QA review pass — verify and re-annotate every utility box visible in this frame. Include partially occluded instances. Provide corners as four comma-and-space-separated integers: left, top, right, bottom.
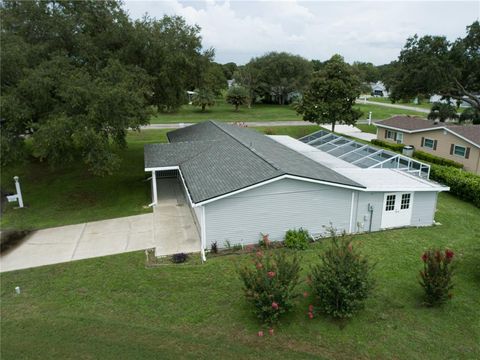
403, 145, 414, 157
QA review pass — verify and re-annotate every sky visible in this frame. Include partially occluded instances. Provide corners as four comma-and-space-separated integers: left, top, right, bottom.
123, 0, 480, 65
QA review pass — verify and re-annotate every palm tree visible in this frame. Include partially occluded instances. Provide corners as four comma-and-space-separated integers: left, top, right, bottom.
428, 102, 459, 122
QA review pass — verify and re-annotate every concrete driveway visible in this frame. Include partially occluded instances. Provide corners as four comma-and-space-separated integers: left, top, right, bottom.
0, 178, 200, 272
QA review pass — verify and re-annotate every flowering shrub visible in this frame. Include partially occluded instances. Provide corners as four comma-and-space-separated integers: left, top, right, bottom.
309, 231, 374, 319
258, 233, 271, 249
284, 228, 311, 250
419, 249, 455, 306
238, 251, 301, 325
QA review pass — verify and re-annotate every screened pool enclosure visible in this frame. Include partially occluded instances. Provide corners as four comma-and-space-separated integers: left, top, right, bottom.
299, 130, 430, 178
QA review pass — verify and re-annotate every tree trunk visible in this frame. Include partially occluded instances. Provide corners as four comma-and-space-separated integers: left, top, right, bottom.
331, 121, 336, 133
235, 104, 239, 111
201, 104, 206, 112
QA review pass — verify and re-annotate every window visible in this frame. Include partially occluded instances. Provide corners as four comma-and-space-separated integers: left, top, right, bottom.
453, 145, 466, 157
401, 193, 411, 210
423, 138, 434, 149
396, 132, 404, 144
386, 130, 395, 140
385, 195, 396, 211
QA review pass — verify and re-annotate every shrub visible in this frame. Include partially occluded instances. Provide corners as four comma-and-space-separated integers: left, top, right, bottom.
430, 165, 480, 207
238, 251, 301, 325
258, 233, 271, 249
284, 228, 311, 250
232, 243, 243, 251
371, 139, 404, 152
419, 249, 455, 306
309, 230, 375, 319
210, 241, 218, 254
171, 253, 188, 263
413, 150, 463, 168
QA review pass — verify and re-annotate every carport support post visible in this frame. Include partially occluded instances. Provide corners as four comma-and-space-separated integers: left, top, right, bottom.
151, 170, 158, 206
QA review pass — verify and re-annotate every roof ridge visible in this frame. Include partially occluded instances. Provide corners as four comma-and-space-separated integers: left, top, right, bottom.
209, 121, 281, 171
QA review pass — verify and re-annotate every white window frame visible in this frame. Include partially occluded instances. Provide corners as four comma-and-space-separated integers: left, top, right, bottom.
423, 138, 435, 149
396, 132, 404, 144
453, 144, 466, 158
386, 130, 396, 140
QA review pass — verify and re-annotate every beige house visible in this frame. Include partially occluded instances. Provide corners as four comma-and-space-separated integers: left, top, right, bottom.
375, 116, 480, 174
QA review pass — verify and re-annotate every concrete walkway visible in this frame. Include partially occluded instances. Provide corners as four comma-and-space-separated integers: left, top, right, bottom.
0, 178, 200, 272
320, 124, 376, 142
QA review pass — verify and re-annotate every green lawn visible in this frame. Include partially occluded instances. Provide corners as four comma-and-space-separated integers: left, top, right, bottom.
150, 99, 426, 124
0, 127, 319, 230
367, 97, 433, 110
0, 130, 168, 230
356, 124, 377, 134
1, 193, 479, 359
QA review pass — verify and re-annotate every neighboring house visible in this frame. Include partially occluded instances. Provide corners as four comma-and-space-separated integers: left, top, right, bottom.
370, 81, 389, 97
375, 116, 480, 174
227, 79, 235, 88
144, 121, 447, 259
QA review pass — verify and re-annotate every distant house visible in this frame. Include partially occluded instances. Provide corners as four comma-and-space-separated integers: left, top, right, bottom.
370, 81, 389, 97
227, 79, 235, 88
375, 116, 480, 174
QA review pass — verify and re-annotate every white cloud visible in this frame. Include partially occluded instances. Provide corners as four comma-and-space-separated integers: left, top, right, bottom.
124, 0, 480, 65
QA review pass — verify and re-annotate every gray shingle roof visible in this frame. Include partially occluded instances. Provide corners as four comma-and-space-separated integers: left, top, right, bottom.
145, 121, 364, 203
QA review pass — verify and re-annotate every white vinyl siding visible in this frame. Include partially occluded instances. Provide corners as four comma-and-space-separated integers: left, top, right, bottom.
410, 192, 438, 226
203, 179, 353, 248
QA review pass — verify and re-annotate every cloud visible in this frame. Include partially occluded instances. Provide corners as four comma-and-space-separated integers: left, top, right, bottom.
124, 0, 480, 65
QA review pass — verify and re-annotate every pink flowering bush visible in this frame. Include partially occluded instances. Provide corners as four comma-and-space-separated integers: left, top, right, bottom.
238, 251, 301, 325
419, 249, 455, 306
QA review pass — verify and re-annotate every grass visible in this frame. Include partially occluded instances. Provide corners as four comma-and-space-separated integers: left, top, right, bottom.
0, 127, 318, 230
150, 99, 426, 124
0, 130, 169, 230
367, 97, 433, 110
356, 124, 377, 134
1, 193, 479, 359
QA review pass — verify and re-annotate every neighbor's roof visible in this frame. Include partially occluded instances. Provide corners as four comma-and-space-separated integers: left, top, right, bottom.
376, 116, 480, 147
144, 121, 364, 204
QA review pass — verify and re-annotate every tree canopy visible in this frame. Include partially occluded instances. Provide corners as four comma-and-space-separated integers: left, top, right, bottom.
225, 85, 248, 111
295, 55, 362, 132
0, 0, 211, 175
389, 21, 480, 109
427, 102, 459, 123
243, 52, 313, 105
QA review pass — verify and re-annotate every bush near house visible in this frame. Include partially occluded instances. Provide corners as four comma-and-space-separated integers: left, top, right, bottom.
419, 249, 455, 306
413, 150, 463, 168
370, 139, 405, 152
284, 228, 311, 250
309, 230, 375, 319
430, 165, 480, 208
238, 251, 301, 325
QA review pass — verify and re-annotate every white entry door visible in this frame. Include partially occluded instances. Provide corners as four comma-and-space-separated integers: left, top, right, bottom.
381, 192, 413, 229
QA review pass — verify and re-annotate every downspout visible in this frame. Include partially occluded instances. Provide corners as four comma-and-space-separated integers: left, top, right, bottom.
368, 203, 374, 232
200, 206, 206, 262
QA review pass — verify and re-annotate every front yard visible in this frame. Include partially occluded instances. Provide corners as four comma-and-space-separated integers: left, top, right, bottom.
1, 193, 479, 359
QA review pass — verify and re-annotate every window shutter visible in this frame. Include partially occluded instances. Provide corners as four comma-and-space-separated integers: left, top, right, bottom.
466, 147, 470, 159
433, 140, 437, 150
384, 129, 388, 138
421, 137, 425, 147
450, 144, 454, 155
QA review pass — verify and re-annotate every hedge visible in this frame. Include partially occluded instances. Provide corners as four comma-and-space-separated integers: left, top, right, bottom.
370, 139, 404, 152
413, 150, 463, 169
430, 165, 480, 208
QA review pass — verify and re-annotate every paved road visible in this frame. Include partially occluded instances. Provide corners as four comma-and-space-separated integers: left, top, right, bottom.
141, 120, 312, 130
0, 179, 200, 272
356, 99, 430, 113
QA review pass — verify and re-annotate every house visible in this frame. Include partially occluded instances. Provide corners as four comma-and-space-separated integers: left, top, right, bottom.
144, 121, 448, 259
375, 116, 480, 174
370, 81, 389, 97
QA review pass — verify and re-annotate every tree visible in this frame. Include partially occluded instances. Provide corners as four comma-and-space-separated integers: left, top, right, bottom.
192, 88, 215, 112
222, 62, 238, 79
233, 64, 261, 107
225, 85, 248, 111
351, 62, 380, 83
390, 21, 480, 109
0, 0, 213, 174
294, 55, 362, 132
459, 107, 480, 124
247, 52, 313, 104
428, 102, 459, 123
